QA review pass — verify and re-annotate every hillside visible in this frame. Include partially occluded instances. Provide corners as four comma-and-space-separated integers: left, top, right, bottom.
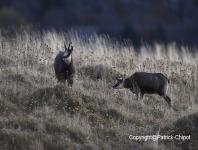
160, 112, 198, 149
0, 30, 198, 149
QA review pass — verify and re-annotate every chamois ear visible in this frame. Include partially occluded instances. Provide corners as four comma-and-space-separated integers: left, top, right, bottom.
64, 42, 67, 51
68, 42, 72, 49
116, 76, 123, 81
70, 45, 73, 52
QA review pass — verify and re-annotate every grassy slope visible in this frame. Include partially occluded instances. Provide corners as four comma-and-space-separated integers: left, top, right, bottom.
0, 30, 198, 150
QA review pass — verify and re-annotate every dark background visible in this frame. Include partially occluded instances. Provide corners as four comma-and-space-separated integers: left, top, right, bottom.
0, 0, 198, 47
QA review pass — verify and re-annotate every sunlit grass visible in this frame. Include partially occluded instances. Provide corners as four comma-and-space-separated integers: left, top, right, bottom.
0, 30, 197, 149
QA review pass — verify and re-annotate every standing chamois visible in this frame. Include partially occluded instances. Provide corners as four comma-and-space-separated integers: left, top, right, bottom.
54, 42, 75, 86
113, 72, 171, 107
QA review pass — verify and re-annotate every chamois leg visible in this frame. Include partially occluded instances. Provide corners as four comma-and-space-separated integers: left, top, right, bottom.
160, 92, 171, 107
135, 91, 141, 101
139, 92, 144, 106
160, 84, 171, 107
67, 76, 74, 87
164, 95, 171, 107
140, 92, 144, 99
136, 91, 144, 106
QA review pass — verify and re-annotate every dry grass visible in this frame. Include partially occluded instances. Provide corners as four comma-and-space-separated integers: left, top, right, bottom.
0, 30, 198, 149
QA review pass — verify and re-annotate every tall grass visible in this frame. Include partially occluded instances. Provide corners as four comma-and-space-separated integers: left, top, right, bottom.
0, 30, 198, 149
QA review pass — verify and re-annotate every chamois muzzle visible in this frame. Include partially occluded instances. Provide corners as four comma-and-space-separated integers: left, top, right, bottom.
113, 77, 124, 89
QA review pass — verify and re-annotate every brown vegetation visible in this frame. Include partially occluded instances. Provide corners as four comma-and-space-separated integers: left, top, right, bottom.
0, 30, 197, 149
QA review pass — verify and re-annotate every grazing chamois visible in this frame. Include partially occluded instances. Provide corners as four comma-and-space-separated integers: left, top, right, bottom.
54, 42, 75, 86
113, 72, 171, 107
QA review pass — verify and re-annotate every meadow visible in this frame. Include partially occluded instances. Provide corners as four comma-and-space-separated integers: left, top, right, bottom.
0, 30, 198, 150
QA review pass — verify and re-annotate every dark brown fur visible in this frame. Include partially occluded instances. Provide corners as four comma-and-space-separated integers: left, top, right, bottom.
54, 43, 75, 86
114, 72, 171, 107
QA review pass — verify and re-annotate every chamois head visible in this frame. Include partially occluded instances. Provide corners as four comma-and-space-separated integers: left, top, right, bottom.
113, 77, 124, 89
62, 42, 73, 63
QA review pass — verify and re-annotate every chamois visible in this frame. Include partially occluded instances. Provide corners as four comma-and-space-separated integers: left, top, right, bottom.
54, 42, 75, 86
113, 72, 171, 107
